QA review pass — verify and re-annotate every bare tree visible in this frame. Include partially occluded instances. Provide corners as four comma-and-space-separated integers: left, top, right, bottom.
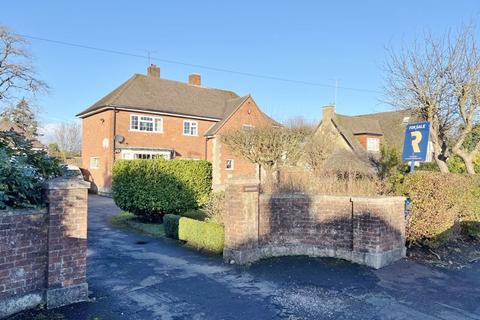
302, 132, 334, 175
0, 25, 47, 105
385, 25, 480, 174
53, 121, 82, 156
283, 116, 317, 135
446, 28, 480, 174
221, 127, 307, 186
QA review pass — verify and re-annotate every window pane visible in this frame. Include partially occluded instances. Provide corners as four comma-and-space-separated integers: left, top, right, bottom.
154, 118, 162, 132
140, 121, 153, 131
190, 122, 197, 135
367, 138, 379, 152
131, 116, 139, 130
184, 122, 190, 134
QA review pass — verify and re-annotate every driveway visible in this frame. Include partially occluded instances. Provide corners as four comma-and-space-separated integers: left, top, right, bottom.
16, 195, 480, 319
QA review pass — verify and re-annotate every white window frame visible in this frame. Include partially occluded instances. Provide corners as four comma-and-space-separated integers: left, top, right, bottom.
225, 159, 234, 170
130, 114, 163, 133
121, 149, 172, 160
366, 137, 380, 152
90, 157, 100, 169
242, 124, 255, 130
183, 120, 198, 136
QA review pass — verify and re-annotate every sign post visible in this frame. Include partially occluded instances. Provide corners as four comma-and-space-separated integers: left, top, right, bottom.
402, 121, 430, 172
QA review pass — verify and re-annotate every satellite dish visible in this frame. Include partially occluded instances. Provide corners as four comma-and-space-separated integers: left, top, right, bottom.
114, 134, 125, 143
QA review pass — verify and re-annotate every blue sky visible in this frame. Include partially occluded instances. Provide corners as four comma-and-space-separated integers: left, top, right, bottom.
2, 0, 479, 130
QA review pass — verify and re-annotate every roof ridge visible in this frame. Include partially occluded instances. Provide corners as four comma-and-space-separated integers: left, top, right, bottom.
135, 73, 239, 96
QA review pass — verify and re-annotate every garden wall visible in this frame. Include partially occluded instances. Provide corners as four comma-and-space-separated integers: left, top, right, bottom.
0, 178, 90, 318
224, 178, 406, 269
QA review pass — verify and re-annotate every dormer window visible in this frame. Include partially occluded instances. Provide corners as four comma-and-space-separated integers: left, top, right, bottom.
366, 137, 380, 152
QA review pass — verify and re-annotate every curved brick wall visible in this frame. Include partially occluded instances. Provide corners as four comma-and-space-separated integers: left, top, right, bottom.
223, 179, 406, 269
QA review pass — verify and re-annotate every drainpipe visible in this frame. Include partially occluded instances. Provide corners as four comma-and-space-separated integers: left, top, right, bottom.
112, 106, 117, 163
204, 137, 208, 160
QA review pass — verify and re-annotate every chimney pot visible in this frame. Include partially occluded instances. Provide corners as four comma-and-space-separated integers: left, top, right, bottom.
188, 73, 201, 86
147, 64, 160, 78
322, 105, 335, 122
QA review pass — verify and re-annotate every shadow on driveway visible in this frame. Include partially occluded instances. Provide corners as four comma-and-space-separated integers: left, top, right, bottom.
11, 195, 480, 320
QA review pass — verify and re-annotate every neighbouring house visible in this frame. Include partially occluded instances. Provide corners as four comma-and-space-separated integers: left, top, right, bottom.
77, 64, 277, 194
314, 105, 432, 174
0, 118, 45, 150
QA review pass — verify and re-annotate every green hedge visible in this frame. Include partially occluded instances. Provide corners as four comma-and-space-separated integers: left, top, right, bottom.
164, 214, 180, 239
112, 159, 212, 219
400, 171, 480, 247
178, 217, 224, 254
181, 209, 207, 221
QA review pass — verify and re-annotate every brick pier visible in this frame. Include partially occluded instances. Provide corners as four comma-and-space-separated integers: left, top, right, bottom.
0, 178, 90, 318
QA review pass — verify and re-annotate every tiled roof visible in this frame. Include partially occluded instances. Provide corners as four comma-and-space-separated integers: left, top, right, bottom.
76, 74, 240, 120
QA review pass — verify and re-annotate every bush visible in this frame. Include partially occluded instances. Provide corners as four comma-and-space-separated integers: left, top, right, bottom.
0, 131, 64, 209
178, 217, 224, 254
204, 191, 226, 224
181, 209, 207, 221
112, 159, 212, 219
399, 171, 480, 247
164, 214, 180, 239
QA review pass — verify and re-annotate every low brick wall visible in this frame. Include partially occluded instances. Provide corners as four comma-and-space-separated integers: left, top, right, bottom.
224, 179, 406, 269
0, 178, 90, 318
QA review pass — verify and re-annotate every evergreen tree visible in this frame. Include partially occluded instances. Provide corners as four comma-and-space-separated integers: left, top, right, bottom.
1, 98, 38, 136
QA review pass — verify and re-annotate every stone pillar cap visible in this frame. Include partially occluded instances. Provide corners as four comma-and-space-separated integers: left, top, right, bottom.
43, 177, 91, 190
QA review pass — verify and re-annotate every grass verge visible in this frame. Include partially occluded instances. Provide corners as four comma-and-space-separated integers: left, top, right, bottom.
108, 211, 165, 238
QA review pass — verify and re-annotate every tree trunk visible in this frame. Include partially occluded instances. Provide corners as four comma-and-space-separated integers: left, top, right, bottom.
455, 151, 476, 175
429, 126, 450, 173
435, 158, 450, 173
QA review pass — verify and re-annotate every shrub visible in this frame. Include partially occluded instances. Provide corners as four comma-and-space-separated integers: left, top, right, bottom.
204, 191, 226, 224
178, 217, 224, 254
0, 131, 64, 209
399, 171, 480, 247
164, 214, 180, 239
181, 209, 207, 221
112, 159, 212, 219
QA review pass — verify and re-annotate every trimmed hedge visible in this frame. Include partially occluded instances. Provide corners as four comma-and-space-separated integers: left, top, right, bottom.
178, 217, 224, 254
112, 159, 212, 219
164, 214, 180, 239
400, 171, 480, 247
181, 209, 207, 221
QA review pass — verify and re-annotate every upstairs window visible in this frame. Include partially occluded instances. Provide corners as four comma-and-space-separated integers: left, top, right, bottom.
130, 115, 163, 132
226, 159, 234, 170
242, 124, 255, 130
366, 137, 380, 152
183, 120, 198, 136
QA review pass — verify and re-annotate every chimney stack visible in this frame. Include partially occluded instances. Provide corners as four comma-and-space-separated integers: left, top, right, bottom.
188, 73, 201, 86
147, 64, 160, 78
322, 105, 335, 122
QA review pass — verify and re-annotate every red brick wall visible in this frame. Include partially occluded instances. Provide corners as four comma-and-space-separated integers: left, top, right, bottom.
224, 179, 406, 268
114, 110, 216, 159
215, 97, 275, 186
0, 178, 90, 317
0, 210, 47, 302
81, 110, 114, 193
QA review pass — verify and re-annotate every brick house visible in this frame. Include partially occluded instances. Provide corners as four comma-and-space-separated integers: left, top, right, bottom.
314, 105, 432, 174
77, 64, 277, 194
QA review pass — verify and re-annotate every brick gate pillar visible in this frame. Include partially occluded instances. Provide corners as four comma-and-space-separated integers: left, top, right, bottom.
43, 177, 90, 309
223, 178, 260, 264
